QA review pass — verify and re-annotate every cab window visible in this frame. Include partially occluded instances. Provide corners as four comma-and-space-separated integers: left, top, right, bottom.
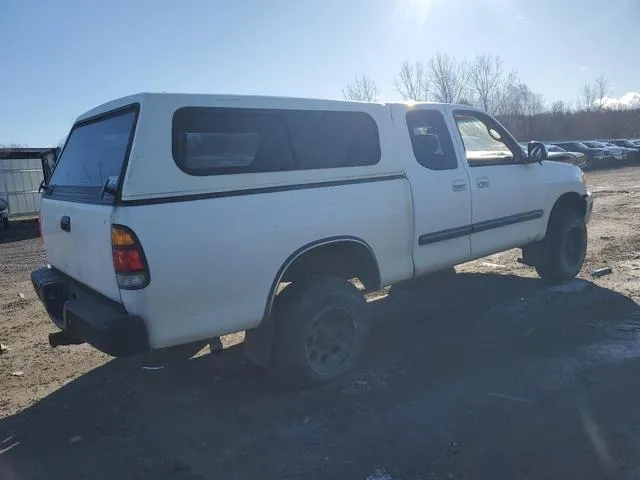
454, 113, 520, 166
406, 109, 458, 170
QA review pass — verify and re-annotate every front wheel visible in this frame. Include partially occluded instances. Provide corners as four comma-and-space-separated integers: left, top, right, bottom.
270, 276, 368, 387
535, 209, 587, 282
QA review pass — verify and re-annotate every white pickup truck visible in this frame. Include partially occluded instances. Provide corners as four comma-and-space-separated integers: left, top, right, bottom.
32, 93, 593, 385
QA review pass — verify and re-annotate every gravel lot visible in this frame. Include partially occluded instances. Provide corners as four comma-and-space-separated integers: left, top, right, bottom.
1, 166, 640, 479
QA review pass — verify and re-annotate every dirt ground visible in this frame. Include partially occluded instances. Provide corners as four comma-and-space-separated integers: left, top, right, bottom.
1, 167, 639, 479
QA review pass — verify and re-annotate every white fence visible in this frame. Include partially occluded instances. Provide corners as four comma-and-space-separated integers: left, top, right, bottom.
0, 157, 43, 218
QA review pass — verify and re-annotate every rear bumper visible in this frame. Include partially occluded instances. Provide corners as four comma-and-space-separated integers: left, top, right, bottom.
31, 266, 150, 357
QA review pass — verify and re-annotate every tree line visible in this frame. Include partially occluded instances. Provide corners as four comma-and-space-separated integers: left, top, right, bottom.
343, 53, 544, 116
499, 108, 640, 142
343, 54, 640, 140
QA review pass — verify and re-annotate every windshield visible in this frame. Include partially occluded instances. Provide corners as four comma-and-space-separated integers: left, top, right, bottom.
49, 108, 137, 192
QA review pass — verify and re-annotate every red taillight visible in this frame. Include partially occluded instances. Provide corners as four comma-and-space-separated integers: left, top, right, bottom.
112, 249, 145, 272
111, 225, 149, 289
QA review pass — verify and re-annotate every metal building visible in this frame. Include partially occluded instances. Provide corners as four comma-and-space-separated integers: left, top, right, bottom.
0, 148, 48, 218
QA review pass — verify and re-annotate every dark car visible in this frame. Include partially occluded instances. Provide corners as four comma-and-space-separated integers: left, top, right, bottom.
517, 142, 584, 166
609, 139, 639, 149
582, 140, 625, 159
554, 141, 610, 159
545, 144, 588, 167
608, 139, 640, 160
553, 142, 611, 169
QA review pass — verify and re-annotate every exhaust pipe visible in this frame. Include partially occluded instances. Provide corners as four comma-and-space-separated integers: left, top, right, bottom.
49, 331, 84, 348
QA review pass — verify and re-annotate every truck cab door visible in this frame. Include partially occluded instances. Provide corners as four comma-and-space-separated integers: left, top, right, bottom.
399, 106, 472, 276
451, 110, 545, 258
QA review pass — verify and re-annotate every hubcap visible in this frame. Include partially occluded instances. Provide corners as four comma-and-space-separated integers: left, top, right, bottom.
304, 307, 357, 377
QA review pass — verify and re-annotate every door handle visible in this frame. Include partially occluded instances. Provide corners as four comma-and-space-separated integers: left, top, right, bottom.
60, 216, 71, 232
452, 180, 467, 191
477, 177, 490, 188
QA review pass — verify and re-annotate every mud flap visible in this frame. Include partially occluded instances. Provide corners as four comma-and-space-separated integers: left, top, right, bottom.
244, 315, 275, 368
520, 242, 543, 267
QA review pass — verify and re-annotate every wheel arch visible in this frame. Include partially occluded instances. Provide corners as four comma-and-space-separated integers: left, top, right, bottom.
546, 191, 587, 233
245, 236, 380, 368
263, 235, 381, 320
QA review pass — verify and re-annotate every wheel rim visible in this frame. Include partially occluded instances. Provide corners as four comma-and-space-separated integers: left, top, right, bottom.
304, 307, 357, 377
564, 226, 585, 269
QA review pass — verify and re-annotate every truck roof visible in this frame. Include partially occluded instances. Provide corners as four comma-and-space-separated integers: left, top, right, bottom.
77, 92, 476, 123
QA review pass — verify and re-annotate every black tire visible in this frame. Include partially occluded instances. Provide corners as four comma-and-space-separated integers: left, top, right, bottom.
270, 276, 368, 387
535, 208, 587, 282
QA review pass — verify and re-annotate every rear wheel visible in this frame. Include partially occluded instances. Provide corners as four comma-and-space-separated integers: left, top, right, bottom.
535, 208, 587, 282
270, 276, 368, 387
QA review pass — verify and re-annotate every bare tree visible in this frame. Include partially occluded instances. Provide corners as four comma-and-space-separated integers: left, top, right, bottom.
501, 82, 544, 116
394, 60, 430, 101
468, 54, 516, 114
551, 100, 567, 115
342, 75, 381, 102
593, 75, 611, 111
428, 53, 469, 104
578, 82, 600, 111
522, 88, 545, 116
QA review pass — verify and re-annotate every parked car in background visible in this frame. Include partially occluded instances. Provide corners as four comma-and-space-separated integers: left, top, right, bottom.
519, 143, 562, 162
606, 140, 640, 160
582, 141, 626, 160
605, 142, 633, 159
618, 139, 640, 149
517, 143, 586, 167
602, 140, 640, 160
600, 141, 636, 158
608, 139, 639, 150
553, 142, 611, 166
545, 145, 588, 168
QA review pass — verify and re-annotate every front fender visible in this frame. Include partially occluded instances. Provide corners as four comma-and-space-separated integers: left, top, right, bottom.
541, 163, 589, 232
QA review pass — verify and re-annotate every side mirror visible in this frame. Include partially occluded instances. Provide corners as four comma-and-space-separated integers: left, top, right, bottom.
527, 141, 548, 163
40, 148, 58, 184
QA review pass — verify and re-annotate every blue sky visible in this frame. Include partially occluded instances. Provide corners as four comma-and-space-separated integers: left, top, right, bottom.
1, 0, 639, 146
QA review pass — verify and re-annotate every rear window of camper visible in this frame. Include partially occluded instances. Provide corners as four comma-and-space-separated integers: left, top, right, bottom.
49, 107, 137, 194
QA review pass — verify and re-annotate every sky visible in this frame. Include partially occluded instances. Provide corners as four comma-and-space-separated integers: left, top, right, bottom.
1, 0, 639, 146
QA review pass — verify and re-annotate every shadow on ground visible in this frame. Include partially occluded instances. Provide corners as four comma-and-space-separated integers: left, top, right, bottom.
1, 272, 639, 480
0, 220, 39, 245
